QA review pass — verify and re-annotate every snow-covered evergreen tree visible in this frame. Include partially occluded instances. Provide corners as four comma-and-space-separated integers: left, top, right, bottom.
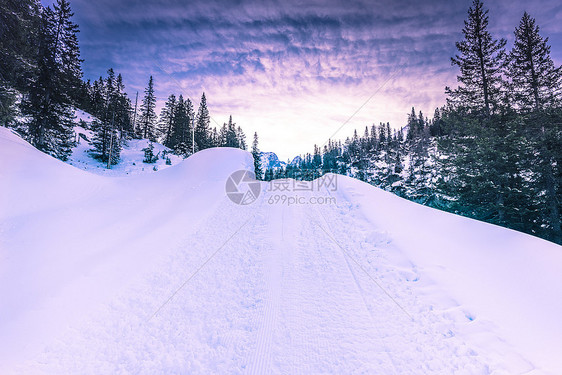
142, 141, 158, 163
252, 132, 263, 180
508, 12, 562, 111
236, 125, 247, 150
139, 75, 157, 141
21, 0, 82, 160
159, 94, 176, 147
91, 114, 121, 166
195, 93, 211, 150
446, 0, 506, 116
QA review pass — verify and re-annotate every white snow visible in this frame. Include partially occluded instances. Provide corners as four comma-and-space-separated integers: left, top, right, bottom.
69, 124, 184, 177
1, 126, 561, 374
73, 109, 96, 125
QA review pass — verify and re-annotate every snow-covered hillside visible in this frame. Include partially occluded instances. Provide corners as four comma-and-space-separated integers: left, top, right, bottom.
68, 109, 184, 176
1, 126, 562, 374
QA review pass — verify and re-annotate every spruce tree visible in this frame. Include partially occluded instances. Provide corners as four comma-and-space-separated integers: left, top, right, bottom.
140, 75, 157, 140
447, 0, 506, 116
406, 107, 417, 141
90, 77, 105, 118
524, 110, 562, 243
21, 0, 82, 160
159, 94, 176, 146
142, 141, 158, 163
437, 0, 532, 235
0, 0, 41, 90
252, 132, 263, 180
504, 12, 562, 242
104, 68, 116, 120
91, 113, 121, 166
210, 127, 219, 147
114, 73, 133, 138
225, 115, 239, 148
185, 98, 195, 153
436, 109, 529, 229
218, 123, 228, 147
508, 12, 562, 111
195, 92, 211, 150
54, 0, 82, 101
236, 126, 247, 150
1, 0, 41, 128
169, 95, 194, 156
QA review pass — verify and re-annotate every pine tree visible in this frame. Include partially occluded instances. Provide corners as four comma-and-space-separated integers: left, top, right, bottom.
0, 85, 18, 128
218, 123, 228, 147
252, 132, 263, 180
436, 109, 530, 228
195, 92, 211, 150
91, 113, 121, 166
140, 75, 157, 141
406, 107, 417, 141
264, 168, 274, 181
523, 110, 562, 243
1, 0, 41, 128
159, 94, 176, 146
505, 13, 562, 241
185, 98, 195, 153
210, 127, 219, 147
168, 95, 194, 156
114, 73, 132, 138
429, 108, 444, 136
21, 0, 82, 160
446, 0, 506, 116
236, 125, 247, 150
370, 124, 378, 150
142, 141, 158, 163
104, 68, 116, 121
225, 115, 239, 148
90, 77, 105, 118
53, 0, 82, 100
0, 0, 41, 89
508, 12, 562, 111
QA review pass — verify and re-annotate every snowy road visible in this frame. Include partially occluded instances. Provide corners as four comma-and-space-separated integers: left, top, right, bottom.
3, 130, 561, 374
19, 187, 526, 374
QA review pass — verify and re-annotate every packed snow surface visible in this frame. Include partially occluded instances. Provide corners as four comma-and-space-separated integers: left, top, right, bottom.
1, 126, 561, 374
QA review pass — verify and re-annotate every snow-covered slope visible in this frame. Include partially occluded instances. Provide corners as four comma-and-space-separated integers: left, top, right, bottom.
68, 109, 184, 176
338, 176, 562, 373
1, 126, 561, 374
69, 125, 184, 176
0, 127, 254, 371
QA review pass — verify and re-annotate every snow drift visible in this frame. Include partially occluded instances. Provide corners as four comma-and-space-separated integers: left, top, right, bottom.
0, 127, 254, 371
1, 126, 562, 374
338, 176, 562, 373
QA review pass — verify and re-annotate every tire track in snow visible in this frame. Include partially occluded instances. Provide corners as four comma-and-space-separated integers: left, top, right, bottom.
316, 189, 495, 374
261, 190, 396, 373
246, 198, 283, 375
310, 203, 401, 374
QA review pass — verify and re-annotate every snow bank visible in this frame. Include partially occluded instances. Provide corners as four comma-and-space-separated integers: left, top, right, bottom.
336, 175, 562, 373
0, 127, 254, 371
2, 124, 561, 373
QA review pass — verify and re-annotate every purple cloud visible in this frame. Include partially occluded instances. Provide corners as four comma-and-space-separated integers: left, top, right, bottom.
47, 0, 562, 158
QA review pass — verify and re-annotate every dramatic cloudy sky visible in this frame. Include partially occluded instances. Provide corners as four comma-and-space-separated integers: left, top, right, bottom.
44, 0, 562, 158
